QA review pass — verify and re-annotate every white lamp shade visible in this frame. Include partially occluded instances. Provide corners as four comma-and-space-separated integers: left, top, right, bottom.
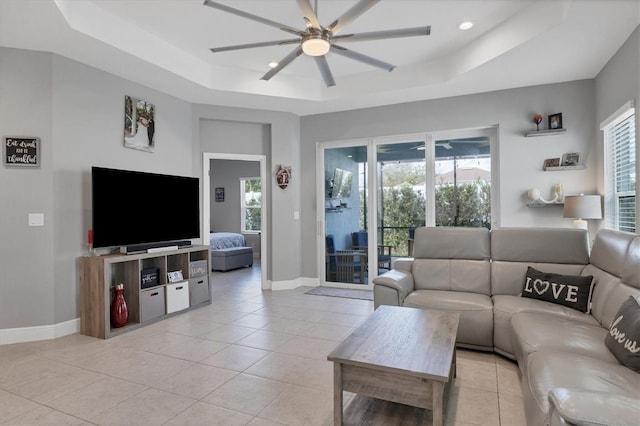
563, 195, 602, 220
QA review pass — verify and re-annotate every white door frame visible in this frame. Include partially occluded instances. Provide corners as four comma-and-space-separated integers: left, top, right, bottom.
203, 152, 268, 290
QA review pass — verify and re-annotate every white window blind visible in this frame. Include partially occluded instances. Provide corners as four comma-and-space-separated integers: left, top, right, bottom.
603, 104, 636, 233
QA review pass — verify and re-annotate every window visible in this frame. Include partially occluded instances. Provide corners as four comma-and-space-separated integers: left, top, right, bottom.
602, 102, 636, 233
240, 177, 261, 233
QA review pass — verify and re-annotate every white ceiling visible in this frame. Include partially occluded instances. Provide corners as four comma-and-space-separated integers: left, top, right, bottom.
0, 0, 638, 116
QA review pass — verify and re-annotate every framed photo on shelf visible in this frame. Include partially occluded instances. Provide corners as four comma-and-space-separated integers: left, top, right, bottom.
543, 157, 561, 170
167, 270, 184, 283
561, 152, 581, 166
548, 113, 563, 130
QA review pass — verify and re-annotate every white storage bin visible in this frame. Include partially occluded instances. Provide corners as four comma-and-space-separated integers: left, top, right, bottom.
166, 281, 189, 314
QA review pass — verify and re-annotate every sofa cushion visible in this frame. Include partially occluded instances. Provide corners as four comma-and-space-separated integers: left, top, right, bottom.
403, 290, 493, 349
492, 295, 599, 357
511, 313, 617, 373
589, 229, 636, 278
491, 227, 590, 265
412, 226, 490, 260
605, 296, 640, 373
521, 267, 594, 313
413, 259, 490, 294
523, 351, 640, 426
548, 388, 640, 426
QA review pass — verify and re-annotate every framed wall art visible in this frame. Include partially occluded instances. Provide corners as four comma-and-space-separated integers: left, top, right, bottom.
3, 136, 40, 167
548, 113, 563, 130
215, 187, 225, 202
124, 95, 155, 153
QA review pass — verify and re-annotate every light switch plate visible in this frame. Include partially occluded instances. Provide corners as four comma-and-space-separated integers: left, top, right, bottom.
293, 211, 300, 220
28, 213, 44, 227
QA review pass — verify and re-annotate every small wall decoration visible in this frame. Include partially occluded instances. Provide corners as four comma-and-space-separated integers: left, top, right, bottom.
543, 157, 561, 170
533, 114, 543, 131
215, 187, 225, 202
548, 113, 563, 130
276, 164, 292, 189
561, 152, 581, 166
3, 136, 40, 167
124, 95, 155, 153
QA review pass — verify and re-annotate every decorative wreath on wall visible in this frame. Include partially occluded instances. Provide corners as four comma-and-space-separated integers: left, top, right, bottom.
276, 164, 292, 189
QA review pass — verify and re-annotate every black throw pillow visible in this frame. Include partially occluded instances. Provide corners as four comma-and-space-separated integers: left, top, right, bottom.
605, 296, 640, 372
521, 267, 594, 313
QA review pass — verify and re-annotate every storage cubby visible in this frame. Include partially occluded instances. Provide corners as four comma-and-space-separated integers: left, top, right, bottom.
167, 253, 189, 280
141, 257, 167, 285
80, 245, 211, 339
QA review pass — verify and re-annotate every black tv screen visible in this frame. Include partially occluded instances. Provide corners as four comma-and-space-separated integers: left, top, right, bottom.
92, 167, 200, 248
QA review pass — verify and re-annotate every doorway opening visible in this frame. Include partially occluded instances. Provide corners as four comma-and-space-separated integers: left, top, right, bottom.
202, 153, 268, 290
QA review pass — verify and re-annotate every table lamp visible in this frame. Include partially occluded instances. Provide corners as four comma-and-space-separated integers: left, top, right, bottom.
563, 194, 602, 230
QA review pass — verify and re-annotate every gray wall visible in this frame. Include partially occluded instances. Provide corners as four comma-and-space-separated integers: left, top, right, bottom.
594, 26, 640, 231
210, 158, 260, 233
300, 80, 598, 278
51, 54, 193, 324
0, 48, 55, 328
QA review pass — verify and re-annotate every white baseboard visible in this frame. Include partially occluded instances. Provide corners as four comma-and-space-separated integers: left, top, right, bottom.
271, 277, 319, 291
0, 318, 80, 345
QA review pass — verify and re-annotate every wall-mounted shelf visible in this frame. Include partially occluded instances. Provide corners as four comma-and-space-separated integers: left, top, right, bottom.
526, 128, 567, 137
544, 165, 586, 171
527, 202, 564, 208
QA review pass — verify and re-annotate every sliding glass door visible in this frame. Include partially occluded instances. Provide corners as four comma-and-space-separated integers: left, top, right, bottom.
318, 127, 497, 288
321, 143, 372, 288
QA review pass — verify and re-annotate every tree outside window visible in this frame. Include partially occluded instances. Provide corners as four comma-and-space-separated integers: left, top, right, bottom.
240, 178, 261, 232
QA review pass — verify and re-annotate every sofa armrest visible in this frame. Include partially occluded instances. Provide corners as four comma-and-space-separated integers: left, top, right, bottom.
373, 269, 415, 308
549, 388, 640, 426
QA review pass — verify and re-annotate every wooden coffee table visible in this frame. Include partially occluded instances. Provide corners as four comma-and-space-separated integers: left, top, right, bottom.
327, 305, 460, 426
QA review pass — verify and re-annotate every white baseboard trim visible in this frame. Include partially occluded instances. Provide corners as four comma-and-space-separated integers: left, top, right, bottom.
0, 318, 80, 345
271, 277, 319, 291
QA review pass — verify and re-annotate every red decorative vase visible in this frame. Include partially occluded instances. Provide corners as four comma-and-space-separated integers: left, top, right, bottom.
111, 288, 128, 328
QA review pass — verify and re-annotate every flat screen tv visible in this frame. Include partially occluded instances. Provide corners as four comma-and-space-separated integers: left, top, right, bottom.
92, 167, 200, 248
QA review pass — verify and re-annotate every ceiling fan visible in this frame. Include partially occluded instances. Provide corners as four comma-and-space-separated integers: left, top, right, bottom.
203, 0, 431, 87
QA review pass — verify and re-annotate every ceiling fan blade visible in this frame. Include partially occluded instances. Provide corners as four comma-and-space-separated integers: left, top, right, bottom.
313, 56, 336, 87
333, 26, 431, 43
296, 0, 321, 30
260, 47, 303, 81
210, 39, 300, 53
331, 45, 395, 72
203, 0, 305, 37
326, 0, 381, 35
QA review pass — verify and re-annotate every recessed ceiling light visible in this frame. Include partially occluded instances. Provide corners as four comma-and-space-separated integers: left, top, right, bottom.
347, 155, 353, 158
268, 61, 278, 68
459, 21, 473, 30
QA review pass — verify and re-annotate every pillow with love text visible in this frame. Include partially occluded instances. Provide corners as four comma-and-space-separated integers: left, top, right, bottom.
605, 296, 640, 372
521, 267, 594, 313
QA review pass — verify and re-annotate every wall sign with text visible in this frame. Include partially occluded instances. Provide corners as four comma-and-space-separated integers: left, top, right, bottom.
3, 136, 40, 167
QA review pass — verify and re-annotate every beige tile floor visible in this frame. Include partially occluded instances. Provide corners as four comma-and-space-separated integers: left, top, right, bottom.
0, 265, 526, 425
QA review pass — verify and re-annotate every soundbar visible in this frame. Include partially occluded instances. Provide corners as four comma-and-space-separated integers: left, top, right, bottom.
120, 240, 191, 255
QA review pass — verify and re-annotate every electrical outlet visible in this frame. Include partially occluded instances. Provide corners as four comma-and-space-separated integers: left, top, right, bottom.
28, 213, 44, 227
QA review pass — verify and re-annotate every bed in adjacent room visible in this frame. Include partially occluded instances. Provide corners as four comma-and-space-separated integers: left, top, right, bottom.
209, 232, 253, 271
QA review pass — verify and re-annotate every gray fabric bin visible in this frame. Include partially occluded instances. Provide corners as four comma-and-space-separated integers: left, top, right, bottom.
189, 276, 210, 306
140, 287, 165, 322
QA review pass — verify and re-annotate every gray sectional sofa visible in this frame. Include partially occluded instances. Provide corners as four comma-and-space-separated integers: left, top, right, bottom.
373, 226, 640, 426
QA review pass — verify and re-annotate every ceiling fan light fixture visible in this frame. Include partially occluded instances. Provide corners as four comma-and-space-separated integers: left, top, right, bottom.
268, 61, 278, 68
302, 35, 331, 56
